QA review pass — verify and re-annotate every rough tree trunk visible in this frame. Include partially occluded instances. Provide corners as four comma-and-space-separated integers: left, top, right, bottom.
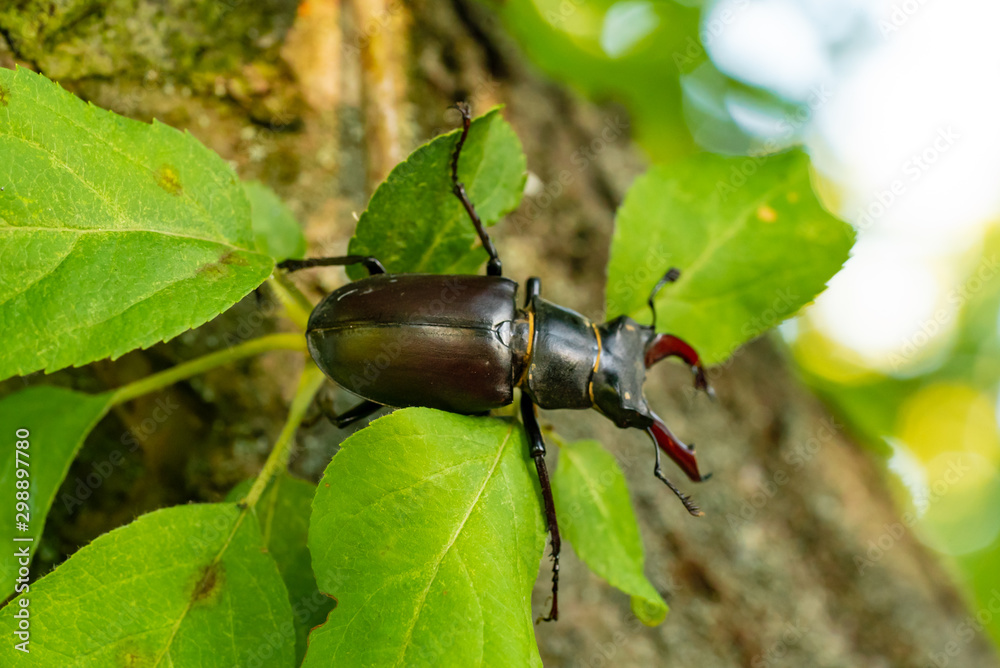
2, 0, 998, 666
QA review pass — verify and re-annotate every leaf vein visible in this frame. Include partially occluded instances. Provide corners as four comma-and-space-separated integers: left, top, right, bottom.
392, 424, 515, 667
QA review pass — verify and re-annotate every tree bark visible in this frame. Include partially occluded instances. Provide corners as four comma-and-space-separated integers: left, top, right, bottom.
3, 0, 998, 666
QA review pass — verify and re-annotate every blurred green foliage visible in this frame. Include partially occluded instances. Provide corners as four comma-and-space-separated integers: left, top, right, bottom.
495, 0, 700, 161
794, 229, 1000, 648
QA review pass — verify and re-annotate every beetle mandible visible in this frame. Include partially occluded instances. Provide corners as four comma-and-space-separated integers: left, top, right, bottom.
278, 103, 712, 623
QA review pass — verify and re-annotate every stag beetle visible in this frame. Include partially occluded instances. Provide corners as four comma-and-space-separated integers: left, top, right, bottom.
278, 104, 713, 622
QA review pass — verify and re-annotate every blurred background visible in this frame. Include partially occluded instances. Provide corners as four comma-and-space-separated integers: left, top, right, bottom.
495, 0, 1000, 651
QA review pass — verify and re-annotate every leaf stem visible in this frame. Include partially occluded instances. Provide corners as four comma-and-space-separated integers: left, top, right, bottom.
543, 427, 569, 450
242, 365, 326, 509
108, 333, 306, 406
268, 274, 314, 331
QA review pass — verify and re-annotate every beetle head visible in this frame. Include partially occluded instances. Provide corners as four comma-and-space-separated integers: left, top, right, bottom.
592, 316, 705, 482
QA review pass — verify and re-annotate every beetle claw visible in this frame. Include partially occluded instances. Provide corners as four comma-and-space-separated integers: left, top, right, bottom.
647, 411, 704, 482
652, 462, 704, 516
687, 363, 717, 401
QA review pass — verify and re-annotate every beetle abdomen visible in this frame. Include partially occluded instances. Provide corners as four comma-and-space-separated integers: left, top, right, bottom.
306, 274, 519, 414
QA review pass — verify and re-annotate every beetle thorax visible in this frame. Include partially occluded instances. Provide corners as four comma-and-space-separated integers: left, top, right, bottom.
517, 297, 600, 411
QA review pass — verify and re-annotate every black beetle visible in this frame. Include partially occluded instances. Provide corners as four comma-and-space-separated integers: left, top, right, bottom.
279, 103, 712, 622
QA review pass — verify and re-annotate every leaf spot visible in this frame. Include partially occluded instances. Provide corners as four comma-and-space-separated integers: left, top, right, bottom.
191, 563, 224, 604
756, 205, 777, 223
156, 165, 183, 195
220, 251, 250, 267
0, 85, 9, 107
197, 262, 225, 278
121, 651, 147, 667
116, 641, 150, 667
197, 251, 251, 278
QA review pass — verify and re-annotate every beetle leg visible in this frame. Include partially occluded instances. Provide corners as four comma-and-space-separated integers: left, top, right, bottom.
303, 390, 384, 429
450, 102, 503, 277
648, 428, 704, 517
520, 394, 561, 623
326, 399, 384, 428
278, 255, 386, 276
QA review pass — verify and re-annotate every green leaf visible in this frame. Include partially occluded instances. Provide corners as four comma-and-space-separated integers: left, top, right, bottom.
0, 386, 112, 600
0, 66, 273, 380
244, 180, 307, 262
553, 439, 668, 626
346, 108, 526, 279
0, 503, 295, 667
228, 473, 332, 665
498, 0, 701, 160
306, 408, 545, 667
606, 150, 855, 364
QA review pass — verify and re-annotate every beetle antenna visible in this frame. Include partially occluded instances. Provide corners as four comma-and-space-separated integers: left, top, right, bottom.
647, 267, 681, 330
